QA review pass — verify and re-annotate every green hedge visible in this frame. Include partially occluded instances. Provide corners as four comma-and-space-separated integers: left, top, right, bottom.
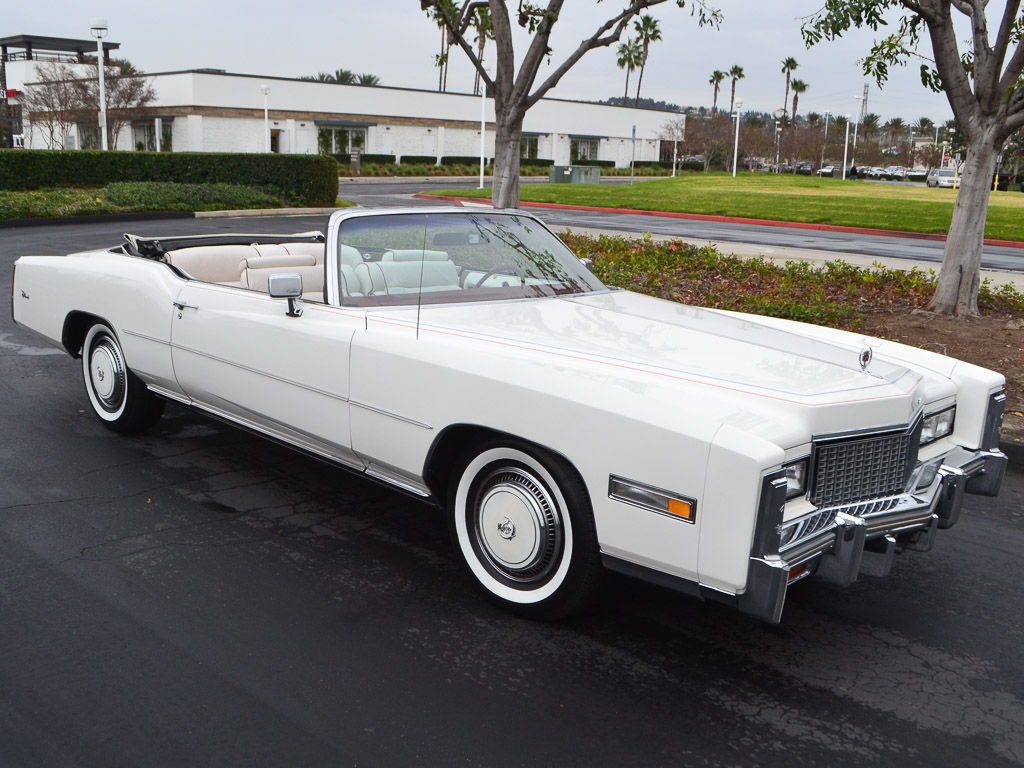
335, 153, 396, 165
441, 155, 491, 165
0, 150, 339, 206
398, 154, 438, 165
521, 159, 555, 168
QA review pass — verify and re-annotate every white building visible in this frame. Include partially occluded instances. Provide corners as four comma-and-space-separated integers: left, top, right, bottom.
3, 34, 679, 167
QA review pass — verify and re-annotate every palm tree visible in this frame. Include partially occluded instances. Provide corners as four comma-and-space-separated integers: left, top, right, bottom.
333, 69, 357, 84
790, 79, 808, 123
884, 117, 906, 149
914, 116, 935, 141
616, 39, 643, 103
861, 112, 881, 140
431, 0, 458, 92
805, 112, 822, 128
472, 6, 493, 96
357, 73, 380, 86
781, 57, 799, 117
633, 14, 662, 107
709, 70, 726, 114
728, 64, 744, 114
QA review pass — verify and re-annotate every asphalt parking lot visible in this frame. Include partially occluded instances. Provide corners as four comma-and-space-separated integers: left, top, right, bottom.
2, 215, 1024, 767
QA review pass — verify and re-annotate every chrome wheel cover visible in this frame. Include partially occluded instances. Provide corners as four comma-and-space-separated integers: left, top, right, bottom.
471, 466, 562, 583
89, 336, 126, 413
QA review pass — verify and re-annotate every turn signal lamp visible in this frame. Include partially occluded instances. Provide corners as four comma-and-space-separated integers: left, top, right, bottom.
609, 476, 696, 524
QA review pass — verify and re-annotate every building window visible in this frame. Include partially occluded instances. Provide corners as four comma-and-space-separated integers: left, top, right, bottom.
133, 123, 156, 151
318, 127, 367, 155
77, 124, 100, 150
570, 138, 599, 163
520, 136, 538, 160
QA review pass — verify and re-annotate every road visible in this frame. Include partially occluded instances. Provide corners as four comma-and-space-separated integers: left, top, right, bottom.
2, 215, 1024, 767
338, 178, 1024, 273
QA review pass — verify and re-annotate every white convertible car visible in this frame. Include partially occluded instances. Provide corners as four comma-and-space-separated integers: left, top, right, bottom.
12, 208, 1007, 622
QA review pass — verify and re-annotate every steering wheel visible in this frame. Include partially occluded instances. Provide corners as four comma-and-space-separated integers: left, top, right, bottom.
470, 264, 526, 289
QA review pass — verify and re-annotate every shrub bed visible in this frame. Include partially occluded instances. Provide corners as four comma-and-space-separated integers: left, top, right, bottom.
0, 150, 338, 206
562, 231, 1024, 327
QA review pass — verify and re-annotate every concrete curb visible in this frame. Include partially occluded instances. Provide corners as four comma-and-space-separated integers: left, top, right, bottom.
413, 194, 1024, 250
0, 211, 195, 229
0, 208, 345, 229
194, 207, 342, 219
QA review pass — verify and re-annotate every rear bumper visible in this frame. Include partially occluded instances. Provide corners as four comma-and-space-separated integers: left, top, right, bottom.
737, 446, 1006, 624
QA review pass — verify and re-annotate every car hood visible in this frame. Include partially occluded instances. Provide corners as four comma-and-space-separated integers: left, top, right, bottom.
414, 289, 920, 405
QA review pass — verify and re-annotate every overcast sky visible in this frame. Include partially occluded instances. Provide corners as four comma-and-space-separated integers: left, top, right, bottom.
6, 0, 956, 126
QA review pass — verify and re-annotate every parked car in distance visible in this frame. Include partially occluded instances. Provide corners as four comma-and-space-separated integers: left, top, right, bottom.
906, 168, 928, 182
11, 208, 1008, 624
816, 165, 835, 177
867, 167, 887, 179
927, 168, 957, 188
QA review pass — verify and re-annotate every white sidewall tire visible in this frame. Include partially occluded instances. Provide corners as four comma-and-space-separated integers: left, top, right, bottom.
82, 324, 128, 423
453, 447, 575, 605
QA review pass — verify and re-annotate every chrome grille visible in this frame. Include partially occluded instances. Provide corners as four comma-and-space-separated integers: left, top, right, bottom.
780, 507, 838, 550
811, 431, 912, 507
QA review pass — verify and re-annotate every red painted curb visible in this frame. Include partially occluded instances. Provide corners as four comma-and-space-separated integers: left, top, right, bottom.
413, 194, 1024, 249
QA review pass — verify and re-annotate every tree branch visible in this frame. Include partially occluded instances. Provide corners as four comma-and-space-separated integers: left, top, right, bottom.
524, 0, 670, 110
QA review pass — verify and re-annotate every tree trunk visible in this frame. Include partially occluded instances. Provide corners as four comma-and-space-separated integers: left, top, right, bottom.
635, 64, 645, 107
491, 111, 523, 209
927, 128, 999, 316
624, 69, 631, 103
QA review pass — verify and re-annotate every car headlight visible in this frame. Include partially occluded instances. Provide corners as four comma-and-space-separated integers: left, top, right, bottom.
783, 458, 809, 499
920, 406, 956, 446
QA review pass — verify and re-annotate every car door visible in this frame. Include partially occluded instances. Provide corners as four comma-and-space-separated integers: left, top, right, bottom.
169, 282, 365, 468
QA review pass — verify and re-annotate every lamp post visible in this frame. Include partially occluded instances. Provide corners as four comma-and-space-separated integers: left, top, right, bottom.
852, 95, 862, 166
821, 111, 830, 169
479, 66, 490, 189
731, 98, 743, 177
841, 114, 851, 179
774, 120, 782, 173
89, 19, 108, 151
260, 84, 271, 153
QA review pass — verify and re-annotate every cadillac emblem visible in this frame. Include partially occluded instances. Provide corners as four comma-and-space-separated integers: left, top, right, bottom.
859, 348, 873, 371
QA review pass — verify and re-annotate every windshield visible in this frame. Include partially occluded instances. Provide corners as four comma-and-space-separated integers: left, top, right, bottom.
336, 211, 606, 307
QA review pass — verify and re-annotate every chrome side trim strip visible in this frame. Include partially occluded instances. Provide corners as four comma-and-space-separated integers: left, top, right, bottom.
146, 384, 191, 405
188, 400, 365, 472
171, 343, 349, 403
123, 329, 170, 346
350, 401, 433, 430
365, 465, 431, 497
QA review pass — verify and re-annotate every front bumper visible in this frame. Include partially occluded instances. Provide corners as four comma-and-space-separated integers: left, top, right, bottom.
737, 446, 1007, 624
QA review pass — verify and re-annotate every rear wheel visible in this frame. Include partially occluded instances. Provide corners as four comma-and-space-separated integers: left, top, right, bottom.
82, 323, 164, 433
448, 440, 600, 620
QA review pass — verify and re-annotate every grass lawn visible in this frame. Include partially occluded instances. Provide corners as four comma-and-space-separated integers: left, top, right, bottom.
434, 172, 1024, 242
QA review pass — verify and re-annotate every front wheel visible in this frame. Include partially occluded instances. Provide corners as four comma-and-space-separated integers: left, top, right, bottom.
448, 441, 600, 620
82, 323, 164, 433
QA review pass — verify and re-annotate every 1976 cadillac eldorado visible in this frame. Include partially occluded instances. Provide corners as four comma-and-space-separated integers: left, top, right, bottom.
11, 208, 1007, 622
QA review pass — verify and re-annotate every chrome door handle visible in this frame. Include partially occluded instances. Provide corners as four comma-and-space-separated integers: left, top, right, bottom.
173, 301, 199, 310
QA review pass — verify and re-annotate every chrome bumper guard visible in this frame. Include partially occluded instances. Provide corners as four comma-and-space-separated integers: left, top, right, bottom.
738, 445, 1006, 624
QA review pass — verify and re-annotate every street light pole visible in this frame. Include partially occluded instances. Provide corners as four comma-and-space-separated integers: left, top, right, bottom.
852, 96, 862, 167
774, 120, 781, 173
89, 19, 108, 151
260, 84, 271, 153
731, 99, 743, 177
841, 115, 851, 179
821, 111, 830, 169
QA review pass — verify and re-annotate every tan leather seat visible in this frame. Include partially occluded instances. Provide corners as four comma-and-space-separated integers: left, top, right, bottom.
164, 245, 254, 285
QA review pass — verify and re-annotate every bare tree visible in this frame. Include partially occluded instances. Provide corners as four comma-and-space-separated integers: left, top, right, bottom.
686, 114, 731, 172
80, 67, 157, 148
21, 62, 156, 150
804, 0, 1024, 316
421, 0, 721, 208
19, 62, 85, 149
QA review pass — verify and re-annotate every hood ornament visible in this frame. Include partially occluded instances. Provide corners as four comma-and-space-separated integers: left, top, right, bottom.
859, 347, 873, 371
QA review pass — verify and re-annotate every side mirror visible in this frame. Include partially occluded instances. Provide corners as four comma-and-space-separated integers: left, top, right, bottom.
578, 257, 594, 272
268, 273, 304, 318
